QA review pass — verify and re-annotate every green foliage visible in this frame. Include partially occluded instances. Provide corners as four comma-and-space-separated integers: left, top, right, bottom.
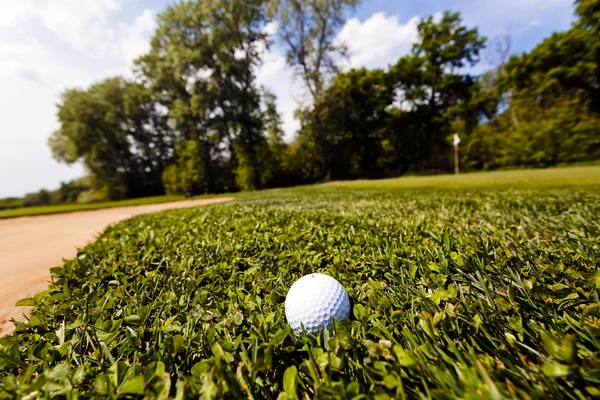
234, 154, 260, 191
162, 141, 205, 195
22, 189, 51, 207
576, 0, 600, 31
389, 11, 489, 172
1, 178, 92, 213
468, 1, 600, 171
297, 11, 493, 179
54, 178, 91, 204
137, 0, 269, 193
500, 0, 599, 114
50, 0, 276, 198
501, 28, 598, 111
466, 96, 600, 169
270, 0, 361, 176
0, 198, 22, 211
313, 68, 395, 179
291, 3, 598, 179
50, 78, 169, 200
257, 91, 295, 188
2, 179, 599, 398
285, 135, 323, 184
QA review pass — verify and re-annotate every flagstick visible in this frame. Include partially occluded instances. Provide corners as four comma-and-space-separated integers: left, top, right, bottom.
454, 145, 459, 175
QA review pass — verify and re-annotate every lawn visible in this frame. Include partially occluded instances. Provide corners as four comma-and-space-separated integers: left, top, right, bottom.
1, 166, 599, 399
0, 194, 203, 219
2, 165, 599, 220
323, 165, 600, 190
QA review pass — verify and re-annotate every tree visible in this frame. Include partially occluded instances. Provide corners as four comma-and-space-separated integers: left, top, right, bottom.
162, 140, 204, 195
309, 68, 395, 179
480, 0, 600, 170
50, 78, 169, 200
500, 0, 599, 113
22, 189, 51, 207
466, 94, 600, 169
46, 0, 600, 196
269, 0, 359, 178
389, 11, 488, 171
576, 0, 600, 32
55, 178, 90, 204
136, 0, 270, 192
575, 0, 600, 111
259, 91, 291, 187
210, 0, 270, 190
134, 1, 222, 194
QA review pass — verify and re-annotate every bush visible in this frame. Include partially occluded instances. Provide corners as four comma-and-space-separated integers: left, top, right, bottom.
22, 189, 52, 207
0, 198, 23, 210
76, 189, 103, 204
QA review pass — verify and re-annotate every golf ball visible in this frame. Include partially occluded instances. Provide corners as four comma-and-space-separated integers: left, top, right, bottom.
284, 273, 351, 334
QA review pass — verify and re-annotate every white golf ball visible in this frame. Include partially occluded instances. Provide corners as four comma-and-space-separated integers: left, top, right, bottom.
284, 273, 351, 334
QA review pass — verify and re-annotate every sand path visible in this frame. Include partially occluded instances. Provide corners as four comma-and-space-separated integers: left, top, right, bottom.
0, 197, 233, 336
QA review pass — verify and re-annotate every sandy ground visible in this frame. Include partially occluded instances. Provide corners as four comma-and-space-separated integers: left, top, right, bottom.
0, 197, 233, 336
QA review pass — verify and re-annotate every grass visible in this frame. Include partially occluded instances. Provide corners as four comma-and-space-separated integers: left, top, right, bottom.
323, 165, 600, 190
2, 165, 599, 220
1, 166, 599, 399
0, 194, 210, 219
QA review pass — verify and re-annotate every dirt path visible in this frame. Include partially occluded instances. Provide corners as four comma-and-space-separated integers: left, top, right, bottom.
0, 197, 234, 336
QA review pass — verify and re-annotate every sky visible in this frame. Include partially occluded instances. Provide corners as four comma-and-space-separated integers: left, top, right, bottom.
0, 0, 577, 198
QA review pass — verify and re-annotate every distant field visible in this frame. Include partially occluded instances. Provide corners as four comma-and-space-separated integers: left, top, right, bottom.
2, 165, 599, 398
323, 165, 600, 190
0, 194, 217, 219
3, 166, 599, 219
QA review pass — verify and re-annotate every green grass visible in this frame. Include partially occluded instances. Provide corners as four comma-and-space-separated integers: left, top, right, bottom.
1, 167, 599, 399
0, 195, 201, 219
323, 165, 600, 190
2, 165, 599, 220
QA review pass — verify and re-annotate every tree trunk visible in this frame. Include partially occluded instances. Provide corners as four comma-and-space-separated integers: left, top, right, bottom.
313, 112, 329, 180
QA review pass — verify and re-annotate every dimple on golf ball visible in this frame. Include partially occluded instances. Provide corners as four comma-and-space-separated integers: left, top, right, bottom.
284, 273, 351, 334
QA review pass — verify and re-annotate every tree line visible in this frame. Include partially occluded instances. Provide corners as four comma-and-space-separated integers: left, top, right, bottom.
40, 0, 600, 202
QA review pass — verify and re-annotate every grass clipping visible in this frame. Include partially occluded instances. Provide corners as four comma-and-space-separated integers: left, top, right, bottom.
1, 187, 599, 399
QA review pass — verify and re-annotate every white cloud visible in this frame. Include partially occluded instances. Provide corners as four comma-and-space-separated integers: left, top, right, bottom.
263, 21, 280, 37
119, 10, 157, 69
337, 13, 420, 70
256, 25, 302, 141
529, 17, 543, 27
0, 1, 157, 197
2, 0, 123, 56
40, 2, 120, 55
0, 2, 29, 28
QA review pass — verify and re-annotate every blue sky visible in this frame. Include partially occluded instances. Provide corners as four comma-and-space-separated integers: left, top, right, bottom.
0, 0, 576, 198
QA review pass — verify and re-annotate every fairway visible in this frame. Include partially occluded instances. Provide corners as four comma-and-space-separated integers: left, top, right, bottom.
323, 165, 600, 190
1, 167, 599, 399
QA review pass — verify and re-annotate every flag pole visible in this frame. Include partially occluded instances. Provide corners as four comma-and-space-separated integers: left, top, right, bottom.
454, 145, 459, 175
453, 134, 460, 175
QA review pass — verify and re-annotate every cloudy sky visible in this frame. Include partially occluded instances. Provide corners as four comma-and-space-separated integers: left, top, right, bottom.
0, 0, 576, 198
